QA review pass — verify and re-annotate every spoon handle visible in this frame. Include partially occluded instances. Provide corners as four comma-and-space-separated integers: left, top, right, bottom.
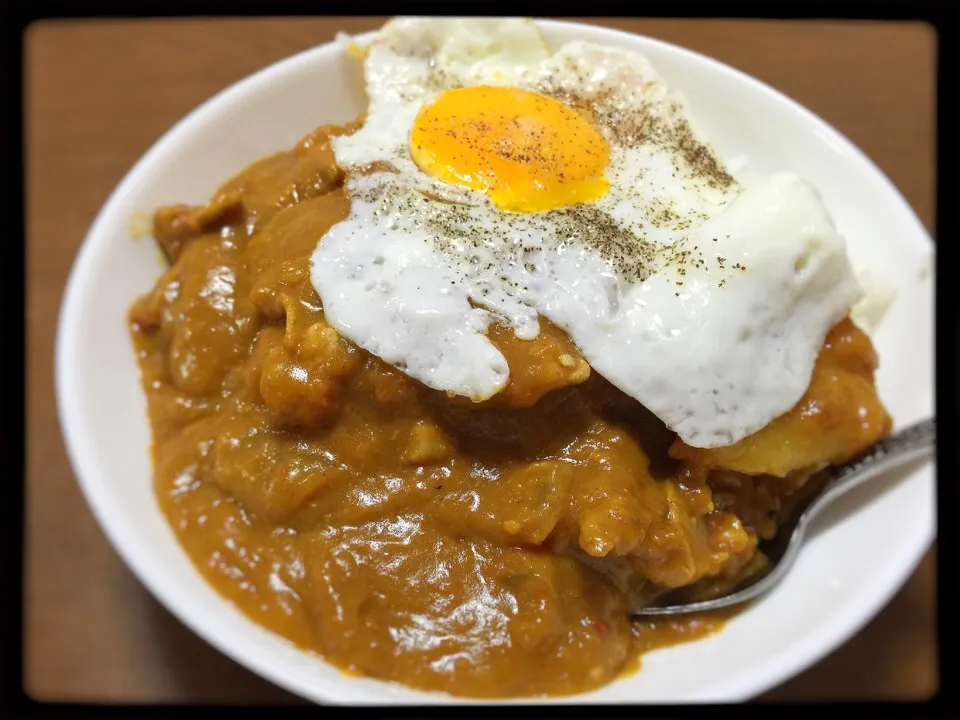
804, 417, 937, 525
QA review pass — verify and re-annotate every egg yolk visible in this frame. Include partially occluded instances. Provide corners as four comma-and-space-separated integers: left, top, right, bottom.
410, 86, 611, 213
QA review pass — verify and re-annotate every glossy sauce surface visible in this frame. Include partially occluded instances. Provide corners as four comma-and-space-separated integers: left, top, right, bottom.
129, 123, 891, 698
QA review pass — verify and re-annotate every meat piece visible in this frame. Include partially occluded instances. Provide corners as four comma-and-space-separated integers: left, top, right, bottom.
153, 191, 244, 263
485, 319, 591, 408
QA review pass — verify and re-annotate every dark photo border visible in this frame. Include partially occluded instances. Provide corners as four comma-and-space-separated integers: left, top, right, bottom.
5, 1, 956, 718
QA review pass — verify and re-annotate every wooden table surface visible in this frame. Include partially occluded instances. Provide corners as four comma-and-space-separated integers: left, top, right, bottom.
25, 17, 937, 704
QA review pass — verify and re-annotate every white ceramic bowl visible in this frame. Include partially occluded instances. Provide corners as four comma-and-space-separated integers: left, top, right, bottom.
56, 19, 935, 704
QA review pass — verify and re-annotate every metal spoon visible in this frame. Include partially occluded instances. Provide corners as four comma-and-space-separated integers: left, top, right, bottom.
631, 417, 936, 617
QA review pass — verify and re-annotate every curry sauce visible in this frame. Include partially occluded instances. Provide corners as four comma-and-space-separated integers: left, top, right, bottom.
129, 123, 891, 698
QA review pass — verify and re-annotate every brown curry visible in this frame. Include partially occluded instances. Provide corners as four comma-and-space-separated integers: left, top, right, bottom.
129, 122, 891, 698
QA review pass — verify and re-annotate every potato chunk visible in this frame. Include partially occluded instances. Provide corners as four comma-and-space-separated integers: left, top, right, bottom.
670, 318, 891, 477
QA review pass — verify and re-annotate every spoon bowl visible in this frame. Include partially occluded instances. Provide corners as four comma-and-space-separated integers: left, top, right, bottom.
631, 417, 937, 617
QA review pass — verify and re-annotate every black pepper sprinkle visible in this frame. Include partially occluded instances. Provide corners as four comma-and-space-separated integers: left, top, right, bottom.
351, 72, 745, 304
537, 82, 736, 191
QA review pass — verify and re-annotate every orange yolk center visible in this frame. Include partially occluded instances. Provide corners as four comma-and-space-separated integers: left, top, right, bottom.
410, 85, 611, 213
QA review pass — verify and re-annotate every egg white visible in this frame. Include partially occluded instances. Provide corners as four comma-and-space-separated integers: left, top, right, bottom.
310, 17, 865, 448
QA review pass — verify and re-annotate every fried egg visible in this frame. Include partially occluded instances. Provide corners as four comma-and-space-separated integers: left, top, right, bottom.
310, 17, 865, 448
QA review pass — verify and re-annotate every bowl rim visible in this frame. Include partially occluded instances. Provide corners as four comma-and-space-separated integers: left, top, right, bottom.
56, 17, 935, 704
